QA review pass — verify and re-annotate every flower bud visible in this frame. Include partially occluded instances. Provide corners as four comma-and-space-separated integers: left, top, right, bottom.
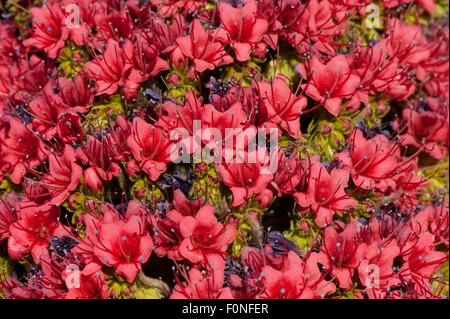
300, 220, 310, 233
321, 123, 332, 134
168, 73, 182, 86
83, 167, 102, 193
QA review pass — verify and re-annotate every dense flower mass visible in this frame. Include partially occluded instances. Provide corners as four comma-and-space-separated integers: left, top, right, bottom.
0, 0, 449, 299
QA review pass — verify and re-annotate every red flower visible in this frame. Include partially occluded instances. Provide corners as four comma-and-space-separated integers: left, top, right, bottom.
335, 129, 406, 193
358, 232, 401, 299
57, 111, 85, 143
156, 92, 204, 133
271, 148, 306, 196
0, 192, 20, 241
176, 19, 233, 72
399, 232, 447, 293
104, 115, 132, 162
299, 0, 341, 55
23, 1, 69, 58
122, 38, 169, 99
62, 0, 102, 46
26, 76, 88, 141
151, 208, 185, 261
93, 10, 133, 42
171, 264, 234, 299
260, 251, 335, 299
202, 102, 249, 137
297, 54, 360, 116
426, 205, 449, 248
151, 14, 187, 55
76, 135, 122, 192
41, 145, 82, 206
26, 75, 90, 144
8, 206, 64, 263
294, 162, 357, 228
127, 117, 173, 181
1, 275, 44, 299
254, 76, 306, 138
384, 0, 436, 12
318, 222, 364, 289
346, 41, 404, 109
217, 0, 269, 62
382, 18, 430, 67
0, 64, 16, 99
217, 149, 274, 207
178, 204, 236, 265
150, 0, 205, 18
70, 205, 121, 276
63, 271, 109, 299
12, 55, 51, 99
0, 116, 47, 184
85, 39, 132, 95
93, 216, 153, 283
398, 108, 449, 160
54, 75, 94, 111
151, 190, 203, 261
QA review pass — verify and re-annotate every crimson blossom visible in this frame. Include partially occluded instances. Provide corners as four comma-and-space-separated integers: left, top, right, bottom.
0, 0, 448, 301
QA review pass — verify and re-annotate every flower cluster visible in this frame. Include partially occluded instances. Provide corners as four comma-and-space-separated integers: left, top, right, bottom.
0, 0, 448, 299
